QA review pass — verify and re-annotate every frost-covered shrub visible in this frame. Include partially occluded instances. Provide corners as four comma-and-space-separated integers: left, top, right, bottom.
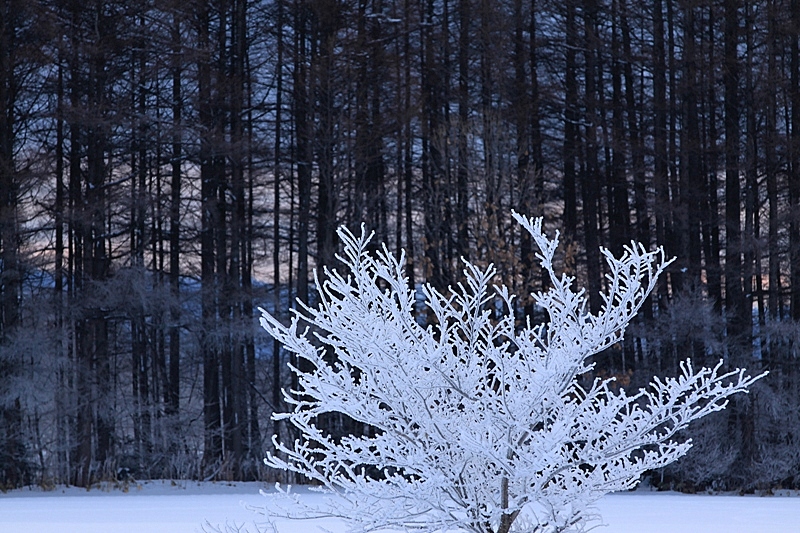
258, 212, 765, 533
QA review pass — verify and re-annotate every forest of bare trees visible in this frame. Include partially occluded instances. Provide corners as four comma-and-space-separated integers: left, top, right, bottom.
1, 0, 800, 492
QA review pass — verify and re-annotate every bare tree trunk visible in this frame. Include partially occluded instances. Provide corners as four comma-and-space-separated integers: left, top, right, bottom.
86, 28, 112, 475
582, 0, 602, 313
316, 0, 338, 276
679, 3, 703, 287
563, 1, 579, 252
67, 10, 90, 483
513, 0, 534, 318
0, 0, 20, 337
529, 0, 545, 303
272, 0, 285, 450
702, 5, 723, 311
131, 12, 151, 471
294, 0, 311, 306
227, 0, 248, 476
0, 0, 26, 489
744, 1, 762, 333
724, 0, 747, 340
244, 57, 260, 470
790, 0, 800, 321
167, 5, 183, 421
620, 0, 647, 250
403, 0, 415, 291
766, 0, 780, 321
54, 49, 68, 484
457, 0, 470, 262
198, 0, 222, 473
609, 0, 630, 257
422, 0, 444, 290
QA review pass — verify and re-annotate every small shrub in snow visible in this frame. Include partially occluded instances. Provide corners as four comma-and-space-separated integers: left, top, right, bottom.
259, 212, 764, 533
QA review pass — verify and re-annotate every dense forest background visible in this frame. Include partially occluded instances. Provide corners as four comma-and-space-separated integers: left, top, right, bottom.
1, 0, 800, 492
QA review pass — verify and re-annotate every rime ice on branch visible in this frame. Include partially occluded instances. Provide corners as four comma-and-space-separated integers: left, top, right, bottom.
258, 212, 765, 533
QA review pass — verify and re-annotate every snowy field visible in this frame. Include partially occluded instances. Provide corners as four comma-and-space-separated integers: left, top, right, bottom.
1, 481, 799, 533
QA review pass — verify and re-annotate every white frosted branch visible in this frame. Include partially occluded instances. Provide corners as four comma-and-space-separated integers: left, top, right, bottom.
258, 213, 765, 533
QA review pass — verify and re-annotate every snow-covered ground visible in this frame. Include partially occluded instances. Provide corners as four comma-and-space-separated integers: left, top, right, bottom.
1, 481, 798, 532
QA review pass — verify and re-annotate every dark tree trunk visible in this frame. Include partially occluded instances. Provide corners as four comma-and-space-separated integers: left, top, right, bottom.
582, 0, 602, 313
724, 0, 748, 340
67, 7, 90, 483
272, 0, 285, 444
198, 0, 222, 472
0, 0, 20, 337
790, 0, 800, 321
457, 0, 470, 262
679, 4, 703, 287
653, 0, 671, 313
766, 0, 780, 320
702, 6, 723, 311
403, 0, 415, 291
609, 0, 631, 256
227, 0, 248, 474
294, 0, 311, 306
563, 1, 579, 252
316, 0, 338, 277
422, 0, 444, 290
168, 7, 182, 418
513, 0, 534, 317
0, 0, 26, 489
620, 0, 647, 250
